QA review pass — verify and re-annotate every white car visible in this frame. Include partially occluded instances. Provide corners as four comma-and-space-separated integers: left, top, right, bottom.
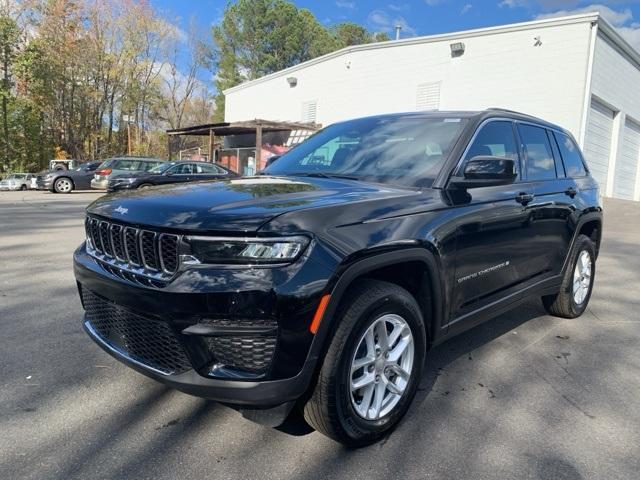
0, 173, 35, 191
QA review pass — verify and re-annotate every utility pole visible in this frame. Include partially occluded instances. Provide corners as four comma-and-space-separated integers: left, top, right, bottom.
123, 114, 133, 155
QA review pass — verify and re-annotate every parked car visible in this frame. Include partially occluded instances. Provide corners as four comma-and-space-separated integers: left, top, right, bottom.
91, 157, 165, 190
37, 161, 103, 193
74, 109, 602, 446
0, 173, 34, 191
107, 161, 238, 193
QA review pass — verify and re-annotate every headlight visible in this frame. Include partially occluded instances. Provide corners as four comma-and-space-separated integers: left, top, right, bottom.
186, 236, 310, 265
44, 174, 52, 179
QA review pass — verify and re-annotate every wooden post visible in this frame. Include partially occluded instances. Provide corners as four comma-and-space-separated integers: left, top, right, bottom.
208, 128, 215, 163
255, 122, 263, 171
167, 135, 172, 160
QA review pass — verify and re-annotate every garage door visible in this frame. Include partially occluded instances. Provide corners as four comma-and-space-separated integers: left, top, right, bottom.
613, 119, 640, 200
583, 99, 615, 189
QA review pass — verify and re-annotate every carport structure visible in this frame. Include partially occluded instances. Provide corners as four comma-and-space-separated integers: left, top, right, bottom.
166, 119, 320, 175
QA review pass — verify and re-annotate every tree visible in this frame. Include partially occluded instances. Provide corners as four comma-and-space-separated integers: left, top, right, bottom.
0, 14, 19, 168
212, 0, 390, 121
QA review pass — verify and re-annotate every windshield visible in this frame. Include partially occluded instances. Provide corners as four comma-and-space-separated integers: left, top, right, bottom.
149, 162, 176, 174
264, 116, 468, 187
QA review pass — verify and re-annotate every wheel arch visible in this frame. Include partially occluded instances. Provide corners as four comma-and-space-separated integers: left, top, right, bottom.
315, 248, 445, 354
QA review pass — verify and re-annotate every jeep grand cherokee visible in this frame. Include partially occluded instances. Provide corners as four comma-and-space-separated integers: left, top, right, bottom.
74, 109, 602, 446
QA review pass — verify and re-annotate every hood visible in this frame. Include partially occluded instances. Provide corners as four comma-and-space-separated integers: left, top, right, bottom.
86, 176, 422, 232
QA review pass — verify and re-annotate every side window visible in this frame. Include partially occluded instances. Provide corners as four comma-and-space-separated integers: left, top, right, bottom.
141, 161, 163, 172
196, 163, 226, 174
464, 121, 519, 167
518, 124, 557, 181
170, 163, 194, 174
113, 160, 141, 171
553, 132, 587, 178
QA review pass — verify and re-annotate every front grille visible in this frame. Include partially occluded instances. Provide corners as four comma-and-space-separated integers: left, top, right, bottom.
85, 216, 180, 282
82, 289, 192, 375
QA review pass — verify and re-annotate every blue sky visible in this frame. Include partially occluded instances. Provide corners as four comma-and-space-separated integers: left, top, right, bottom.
152, 0, 640, 50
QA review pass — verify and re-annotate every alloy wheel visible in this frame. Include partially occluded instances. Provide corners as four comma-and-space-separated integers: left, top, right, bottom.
573, 250, 592, 305
55, 178, 72, 193
349, 313, 414, 420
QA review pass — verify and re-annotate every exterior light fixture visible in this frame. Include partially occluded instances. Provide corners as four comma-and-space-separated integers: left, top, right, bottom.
450, 42, 465, 57
287, 77, 297, 88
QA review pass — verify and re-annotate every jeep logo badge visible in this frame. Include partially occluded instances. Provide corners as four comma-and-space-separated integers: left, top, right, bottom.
114, 206, 128, 215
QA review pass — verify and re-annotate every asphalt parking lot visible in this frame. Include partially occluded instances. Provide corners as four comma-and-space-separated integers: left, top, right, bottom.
1, 190, 639, 480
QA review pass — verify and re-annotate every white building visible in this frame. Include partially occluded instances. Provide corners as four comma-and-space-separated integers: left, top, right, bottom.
224, 13, 640, 201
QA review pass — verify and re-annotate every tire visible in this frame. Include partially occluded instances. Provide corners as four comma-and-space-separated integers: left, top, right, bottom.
20, 184, 27, 191
53, 177, 74, 193
542, 234, 596, 318
138, 183, 153, 189
303, 279, 426, 446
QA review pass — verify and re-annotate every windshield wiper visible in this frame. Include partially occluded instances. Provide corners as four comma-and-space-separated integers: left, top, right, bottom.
289, 172, 360, 181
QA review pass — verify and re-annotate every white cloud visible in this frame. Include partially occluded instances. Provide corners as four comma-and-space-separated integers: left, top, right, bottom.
368, 9, 417, 36
335, 0, 356, 9
461, 3, 473, 14
536, 4, 632, 25
424, 0, 445, 5
388, 3, 410, 12
536, 5, 640, 51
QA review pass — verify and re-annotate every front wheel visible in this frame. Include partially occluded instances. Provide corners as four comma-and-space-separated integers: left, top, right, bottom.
303, 279, 426, 446
53, 177, 74, 193
542, 234, 596, 318
138, 183, 153, 189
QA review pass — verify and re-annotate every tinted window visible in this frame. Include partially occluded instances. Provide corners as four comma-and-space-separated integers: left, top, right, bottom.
265, 116, 468, 187
518, 124, 557, 181
553, 132, 587, 177
113, 159, 141, 171
169, 163, 195, 174
196, 163, 227, 174
464, 121, 519, 164
140, 161, 164, 172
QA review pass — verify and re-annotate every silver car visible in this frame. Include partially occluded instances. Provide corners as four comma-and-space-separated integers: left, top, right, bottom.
0, 173, 35, 191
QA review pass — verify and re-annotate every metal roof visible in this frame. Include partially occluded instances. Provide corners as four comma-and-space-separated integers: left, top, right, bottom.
224, 13, 639, 95
166, 119, 320, 136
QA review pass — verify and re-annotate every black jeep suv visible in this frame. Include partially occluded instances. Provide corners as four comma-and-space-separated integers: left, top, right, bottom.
74, 110, 602, 446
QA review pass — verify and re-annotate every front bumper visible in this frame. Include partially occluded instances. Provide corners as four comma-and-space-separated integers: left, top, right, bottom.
37, 179, 54, 190
107, 181, 135, 193
91, 178, 108, 190
74, 243, 334, 407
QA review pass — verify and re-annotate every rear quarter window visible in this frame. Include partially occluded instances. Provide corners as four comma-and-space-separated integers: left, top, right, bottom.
553, 132, 587, 178
112, 159, 140, 171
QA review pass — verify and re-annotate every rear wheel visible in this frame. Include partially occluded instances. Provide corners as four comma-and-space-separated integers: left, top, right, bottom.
20, 184, 27, 191
53, 177, 74, 193
542, 234, 596, 318
303, 279, 426, 446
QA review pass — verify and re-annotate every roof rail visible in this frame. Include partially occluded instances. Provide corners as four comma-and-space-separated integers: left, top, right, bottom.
486, 107, 530, 116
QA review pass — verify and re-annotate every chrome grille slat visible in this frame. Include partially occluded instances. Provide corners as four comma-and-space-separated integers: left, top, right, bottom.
84, 215, 181, 285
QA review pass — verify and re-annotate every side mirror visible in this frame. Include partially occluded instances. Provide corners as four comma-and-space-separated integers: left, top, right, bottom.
164, 171, 173, 176
265, 155, 281, 167
449, 156, 517, 189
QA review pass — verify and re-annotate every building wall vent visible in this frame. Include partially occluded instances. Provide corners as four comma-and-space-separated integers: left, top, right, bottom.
416, 82, 441, 110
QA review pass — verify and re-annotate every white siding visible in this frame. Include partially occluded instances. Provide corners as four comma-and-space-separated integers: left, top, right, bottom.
225, 21, 592, 139
589, 33, 640, 199
613, 119, 640, 200
583, 99, 615, 187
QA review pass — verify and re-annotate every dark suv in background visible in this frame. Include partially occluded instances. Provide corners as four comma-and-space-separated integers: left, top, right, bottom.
74, 109, 602, 446
107, 160, 237, 192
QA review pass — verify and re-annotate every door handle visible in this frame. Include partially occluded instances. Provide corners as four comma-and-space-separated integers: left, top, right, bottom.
565, 187, 577, 198
516, 192, 534, 205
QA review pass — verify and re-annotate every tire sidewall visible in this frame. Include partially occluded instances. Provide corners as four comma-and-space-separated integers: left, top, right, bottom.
54, 178, 72, 193
334, 292, 426, 443
566, 238, 596, 316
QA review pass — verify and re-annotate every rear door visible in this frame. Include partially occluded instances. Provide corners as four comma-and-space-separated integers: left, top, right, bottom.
517, 123, 575, 277
193, 162, 231, 180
